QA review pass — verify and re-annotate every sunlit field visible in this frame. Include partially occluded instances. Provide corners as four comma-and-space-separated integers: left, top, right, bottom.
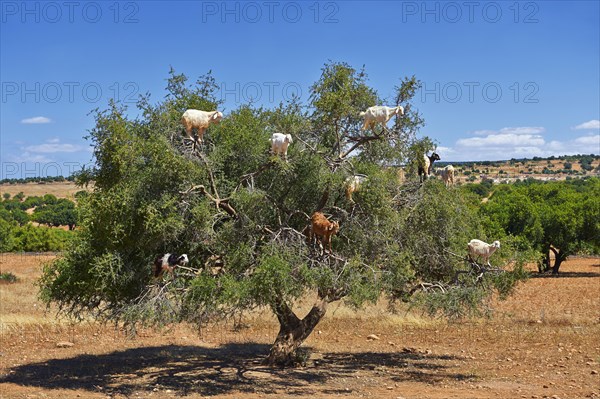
1, 253, 598, 399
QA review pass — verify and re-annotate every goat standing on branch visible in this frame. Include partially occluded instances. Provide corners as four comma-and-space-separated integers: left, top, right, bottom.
309, 212, 340, 254
344, 175, 367, 203
270, 133, 293, 162
467, 239, 500, 267
152, 253, 189, 279
181, 109, 223, 147
437, 165, 455, 187
359, 105, 404, 131
418, 152, 441, 182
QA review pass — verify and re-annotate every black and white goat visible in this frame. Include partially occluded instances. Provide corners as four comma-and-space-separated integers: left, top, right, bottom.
152, 253, 189, 279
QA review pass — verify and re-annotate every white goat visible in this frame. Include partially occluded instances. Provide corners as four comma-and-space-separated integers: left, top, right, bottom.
345, 175, 367, 203
437, 165, 455, 187
270, 133, 293, 161
467, 239, 500, 266
181, 109, 223, 145
359, 105, 404, 131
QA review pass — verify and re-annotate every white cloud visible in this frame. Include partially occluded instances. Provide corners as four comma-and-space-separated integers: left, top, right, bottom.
435, 146, 456, 158
25, 143, 83, 153
573, 134, 600, 147
457, 133, 545, 148
47, 137, 60, 144
472, 129, 497, 136
7, 152, 53, 163
439, 127, 599, 161
573, 120, 600, 130
21, 116, 52, 124
498, 126, 545, 135
472, 127, 545, 136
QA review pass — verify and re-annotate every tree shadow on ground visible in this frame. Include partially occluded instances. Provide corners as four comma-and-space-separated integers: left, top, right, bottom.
0, 343, 473, 396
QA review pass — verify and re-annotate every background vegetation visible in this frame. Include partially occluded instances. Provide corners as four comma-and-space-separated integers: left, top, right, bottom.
0, 193, 77, 252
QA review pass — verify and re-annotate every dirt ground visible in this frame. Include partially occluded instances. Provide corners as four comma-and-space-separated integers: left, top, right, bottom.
1, 254, 599, 399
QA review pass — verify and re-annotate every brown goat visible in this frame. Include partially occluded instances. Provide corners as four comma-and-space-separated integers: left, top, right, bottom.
309, 212, 340, 253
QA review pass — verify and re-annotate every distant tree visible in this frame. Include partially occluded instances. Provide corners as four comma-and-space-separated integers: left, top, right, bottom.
580, 157, 593, 172
42, 194, 58, 205
10, 209, 29, 226
482, 178, 599, 274
32, 199, 77, 230
2, 193, 10, 201
461, 179, 493, 198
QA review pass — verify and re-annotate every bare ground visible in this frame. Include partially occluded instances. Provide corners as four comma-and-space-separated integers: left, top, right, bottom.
0, 254, 599, 399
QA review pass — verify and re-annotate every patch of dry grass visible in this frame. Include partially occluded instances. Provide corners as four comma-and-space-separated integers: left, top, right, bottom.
0, 182, 91, 199
0, 253, 59, 330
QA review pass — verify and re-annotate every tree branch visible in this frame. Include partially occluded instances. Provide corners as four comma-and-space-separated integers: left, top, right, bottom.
194, 148, 220, 199
340, 134, 382, 159
180, 184, 237, 217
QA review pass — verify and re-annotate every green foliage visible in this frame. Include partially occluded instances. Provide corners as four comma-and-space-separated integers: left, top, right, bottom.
31, 198, 77, 229
11, 225, 73, 252
0, 218, 16, 251
461, 179, 493, 198
40, 64, 530, 332
0, 272, 18, 283
0, 192, 78, 252
1, 196, 30, 226
482, 178, 600, 265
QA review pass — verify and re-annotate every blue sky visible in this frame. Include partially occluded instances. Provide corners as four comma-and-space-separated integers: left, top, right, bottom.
1, 0, 599, 178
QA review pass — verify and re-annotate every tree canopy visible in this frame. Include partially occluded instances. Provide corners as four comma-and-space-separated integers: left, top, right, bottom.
31, 198, 77, 230
40, 63, 529, 365
481, 178, 600, 273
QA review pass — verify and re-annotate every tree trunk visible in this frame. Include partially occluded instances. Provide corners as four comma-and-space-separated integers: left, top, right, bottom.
550, 247, 566, 275
266, 298, 328, 366
539, 250, 552, 273
540, 246, 566, 275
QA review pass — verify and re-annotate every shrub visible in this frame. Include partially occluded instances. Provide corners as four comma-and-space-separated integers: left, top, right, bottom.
0, 272, 18, 283
12, 225, 73, 252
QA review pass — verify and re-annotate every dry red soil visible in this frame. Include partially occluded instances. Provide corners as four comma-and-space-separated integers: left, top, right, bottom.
1, 254, 599, 399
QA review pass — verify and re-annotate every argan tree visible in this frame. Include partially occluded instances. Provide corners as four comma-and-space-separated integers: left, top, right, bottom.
41, 63, 527, 366
31, 198, 77, 230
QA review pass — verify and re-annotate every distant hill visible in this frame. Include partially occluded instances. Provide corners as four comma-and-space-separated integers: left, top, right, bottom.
436, 154, 600, 184
0, 181, 88, 199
